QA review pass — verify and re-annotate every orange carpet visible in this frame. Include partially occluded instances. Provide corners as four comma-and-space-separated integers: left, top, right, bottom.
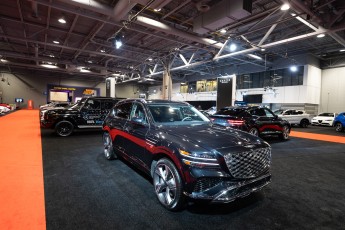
0, 110, 46, 230
290, 130, 345, 144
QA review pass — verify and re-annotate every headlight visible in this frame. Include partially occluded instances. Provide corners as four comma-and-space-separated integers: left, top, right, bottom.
179, 149, 219, 168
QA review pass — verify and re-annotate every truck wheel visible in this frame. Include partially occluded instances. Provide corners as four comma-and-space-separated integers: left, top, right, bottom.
55, 121, 74, 137
300, 119, 309, 128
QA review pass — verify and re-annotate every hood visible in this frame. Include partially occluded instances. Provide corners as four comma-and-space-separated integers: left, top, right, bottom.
161, 123, 267, 150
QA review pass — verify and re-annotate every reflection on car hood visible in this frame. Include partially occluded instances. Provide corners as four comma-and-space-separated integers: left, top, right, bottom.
161, 123, 266, 150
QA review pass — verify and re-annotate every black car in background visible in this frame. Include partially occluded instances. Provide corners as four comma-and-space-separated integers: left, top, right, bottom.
102, 99, 271, 211
209, 106, 291, 140
41, 96, 119, 136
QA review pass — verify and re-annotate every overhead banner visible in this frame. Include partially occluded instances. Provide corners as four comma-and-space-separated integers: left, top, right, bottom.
216, 75, 236, 110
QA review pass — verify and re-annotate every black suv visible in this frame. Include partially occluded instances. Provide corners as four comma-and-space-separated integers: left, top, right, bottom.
102, 99, 272, 210
210, 106, 291, 140
41, 97, 119, 136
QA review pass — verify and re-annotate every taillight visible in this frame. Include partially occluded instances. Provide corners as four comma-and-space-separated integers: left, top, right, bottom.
227, 119, 244, 126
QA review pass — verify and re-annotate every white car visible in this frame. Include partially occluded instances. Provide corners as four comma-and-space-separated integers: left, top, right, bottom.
274, 109, 311, 128
0, 105, 11, 114
311, 113, 337, 126
205, 106, 217, 115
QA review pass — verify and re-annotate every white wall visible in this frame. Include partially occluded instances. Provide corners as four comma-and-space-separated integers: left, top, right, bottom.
235, 65, 321, 105
320, 67, 345, 113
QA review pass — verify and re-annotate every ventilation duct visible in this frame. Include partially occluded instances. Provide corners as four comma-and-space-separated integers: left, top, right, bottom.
193, 0, 252, 34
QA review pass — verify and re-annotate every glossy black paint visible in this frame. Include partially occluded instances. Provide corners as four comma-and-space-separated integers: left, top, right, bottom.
210, 106, 291, 139
103, 99, 272, 203
41, 97, 119, 134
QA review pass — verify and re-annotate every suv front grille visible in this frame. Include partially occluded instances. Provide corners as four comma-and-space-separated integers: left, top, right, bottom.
193, 177, 223, 193
224, 147, 271, 179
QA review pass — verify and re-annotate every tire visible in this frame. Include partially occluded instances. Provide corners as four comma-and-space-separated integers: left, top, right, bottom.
279, 125, 290, 140
55, 120, 74, 137
248, 127, 259, 136
153, 158, 185, 211
335, 122, 343, 132
103, 132, 117, 160
299, 119, 309, 128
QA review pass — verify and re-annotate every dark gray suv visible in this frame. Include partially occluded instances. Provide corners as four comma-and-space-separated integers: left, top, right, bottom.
102, 99, 272, 211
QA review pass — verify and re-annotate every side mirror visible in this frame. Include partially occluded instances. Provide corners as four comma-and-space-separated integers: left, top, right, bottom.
131, 117, 144, 124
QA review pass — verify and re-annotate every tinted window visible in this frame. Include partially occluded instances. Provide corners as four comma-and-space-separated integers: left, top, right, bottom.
103, 100, 116, 110
215, 108, 244, 116
249, 108, 266, 116
115, 103, 132, 119
263, 108, 275, 117
130, 103, 147, 124
85, 99, 100, 109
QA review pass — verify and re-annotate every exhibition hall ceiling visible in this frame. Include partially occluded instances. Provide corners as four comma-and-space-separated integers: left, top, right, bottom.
0, 0, 344, 83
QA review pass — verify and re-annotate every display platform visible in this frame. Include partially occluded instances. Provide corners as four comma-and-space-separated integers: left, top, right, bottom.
41, 126, 345, 229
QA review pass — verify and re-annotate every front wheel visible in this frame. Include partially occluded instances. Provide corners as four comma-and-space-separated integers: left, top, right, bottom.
55, 120, 74, 137
335, 123, 344, 132
279, 125, 290, 140
103, 132, 117, 160
153, 158, 185, 211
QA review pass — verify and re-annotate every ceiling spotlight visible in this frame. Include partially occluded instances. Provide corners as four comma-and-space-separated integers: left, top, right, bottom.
58, 17, 66, 24
53, 40, 60, 44
229, 43, 237, 52
41, 63, 58, 69
100, 49, 105, 53
220, 29, 226, 34
0, 58, 8, 63
247, 54, 263, 60
290, 65, 298, 72
49, 54, 55, 58
340, 49, 345, 52
154, 8, 161, 12
291, 13, 296, 16
261, 48, 266, 51
80, 68, 91, 73
148, 57, 153, 61
280, 3, 290, 11
317, 34, 325, 38
87, 60, 93, 63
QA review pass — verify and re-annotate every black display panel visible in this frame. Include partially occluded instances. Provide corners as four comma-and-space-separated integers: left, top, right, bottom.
216, 77, 233, 110
243, 94, 262, 103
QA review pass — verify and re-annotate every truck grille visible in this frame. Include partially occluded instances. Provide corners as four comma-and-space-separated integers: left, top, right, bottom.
224, 147, 271, 179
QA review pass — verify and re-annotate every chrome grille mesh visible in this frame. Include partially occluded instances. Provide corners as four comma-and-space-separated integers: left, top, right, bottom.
224, 147, 271, 179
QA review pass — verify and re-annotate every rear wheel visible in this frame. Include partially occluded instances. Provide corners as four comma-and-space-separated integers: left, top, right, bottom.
55, 120, 74, 137
153, 158, 185, 211
335, 123, 344, 132
248, 127, 259, 136
103, 132, 117, 160
300, 119, 309, 128
279, 125, 290, 140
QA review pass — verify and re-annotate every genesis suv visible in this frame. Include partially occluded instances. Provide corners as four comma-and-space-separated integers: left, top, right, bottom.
210, 106, 291, 140
102, 99, 272, 211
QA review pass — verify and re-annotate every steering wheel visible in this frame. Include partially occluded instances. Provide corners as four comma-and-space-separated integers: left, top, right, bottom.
182, 117, 193, 121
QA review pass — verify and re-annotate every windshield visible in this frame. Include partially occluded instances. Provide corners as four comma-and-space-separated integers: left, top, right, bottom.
69, 97, 88, 109
318, 113, 334, 117
147, 104, 210, 125
274, 110, 284, 115
215, 108, 244, 116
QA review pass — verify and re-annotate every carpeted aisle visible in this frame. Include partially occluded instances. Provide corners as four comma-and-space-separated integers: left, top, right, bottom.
0, 110, 46, 230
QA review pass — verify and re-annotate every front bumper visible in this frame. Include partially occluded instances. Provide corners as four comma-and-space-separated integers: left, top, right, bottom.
311, 120, 333, 126
185, 173, 271, 203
